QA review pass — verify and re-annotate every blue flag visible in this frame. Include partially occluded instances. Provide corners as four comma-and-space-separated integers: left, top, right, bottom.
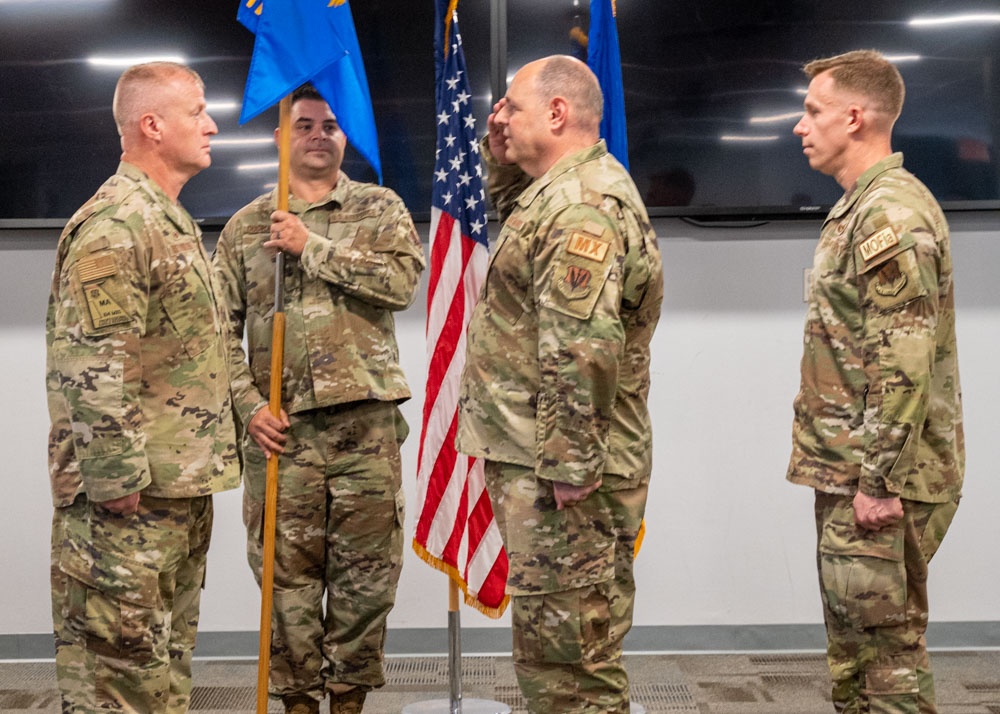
587, 0, 629, 170
238, 0, 382, 183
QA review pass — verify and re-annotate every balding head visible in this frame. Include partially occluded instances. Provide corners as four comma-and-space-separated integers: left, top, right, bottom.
493, 55, 605, 177
531, 55, 603, 134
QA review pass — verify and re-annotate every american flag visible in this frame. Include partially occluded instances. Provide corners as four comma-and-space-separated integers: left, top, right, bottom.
412, 0, 509, 617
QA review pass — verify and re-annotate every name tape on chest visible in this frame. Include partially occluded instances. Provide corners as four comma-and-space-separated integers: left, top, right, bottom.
566, 232, 610, 263
859, 226, 900, 263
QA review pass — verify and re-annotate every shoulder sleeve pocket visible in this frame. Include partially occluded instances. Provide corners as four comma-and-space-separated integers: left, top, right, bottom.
860, 247, 928, 313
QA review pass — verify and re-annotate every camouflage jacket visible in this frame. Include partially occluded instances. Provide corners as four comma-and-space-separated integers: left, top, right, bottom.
213, 175, 425, 431
457, 141, 663, 487
787, 153, 964, 502
46, 162, 240, 507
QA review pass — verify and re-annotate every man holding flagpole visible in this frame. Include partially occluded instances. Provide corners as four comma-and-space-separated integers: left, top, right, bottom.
213, 84, 424, 714
457, 55, 663, 714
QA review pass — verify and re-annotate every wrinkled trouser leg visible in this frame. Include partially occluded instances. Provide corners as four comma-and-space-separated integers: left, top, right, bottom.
245, 401, 406, 703
814, 492, 958, 714
485, 461, 647, 714
52, 495, 213, 714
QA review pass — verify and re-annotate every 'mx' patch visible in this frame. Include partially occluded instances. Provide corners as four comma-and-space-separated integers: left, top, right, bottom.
858, 226, 899, 263
78, 255, 130, 329
566, 232, 610, 263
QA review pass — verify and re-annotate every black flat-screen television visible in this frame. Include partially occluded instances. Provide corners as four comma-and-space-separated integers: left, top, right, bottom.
608, 0, 1000, 219
1, 0, 998, 224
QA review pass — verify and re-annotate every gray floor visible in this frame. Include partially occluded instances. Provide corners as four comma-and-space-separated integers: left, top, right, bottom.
2, 650, 1000, 713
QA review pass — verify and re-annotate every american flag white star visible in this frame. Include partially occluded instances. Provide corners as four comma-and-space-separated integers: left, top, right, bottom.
431, 31, 487, 249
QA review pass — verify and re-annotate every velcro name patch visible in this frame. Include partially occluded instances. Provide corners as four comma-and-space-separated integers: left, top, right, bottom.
859, 226, 899, 262
566, 232, 610, 263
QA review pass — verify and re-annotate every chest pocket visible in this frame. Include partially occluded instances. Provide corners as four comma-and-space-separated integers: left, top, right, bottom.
160, 242, 215, 359
325, 209, 386, 277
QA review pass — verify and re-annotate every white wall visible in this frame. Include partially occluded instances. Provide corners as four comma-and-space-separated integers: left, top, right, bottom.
2, 214, 997, 639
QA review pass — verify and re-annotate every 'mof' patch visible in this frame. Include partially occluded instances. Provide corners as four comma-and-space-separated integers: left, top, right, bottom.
859, 226, 899, 262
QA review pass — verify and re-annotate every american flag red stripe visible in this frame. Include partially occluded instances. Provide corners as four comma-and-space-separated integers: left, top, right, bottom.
413, 0, 508, 617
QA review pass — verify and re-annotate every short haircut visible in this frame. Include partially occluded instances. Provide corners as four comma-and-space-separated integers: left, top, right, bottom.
112, 62, 203, 136
535, 55, 604, 126
291, 83, 326, 106
803, 50, 905, 122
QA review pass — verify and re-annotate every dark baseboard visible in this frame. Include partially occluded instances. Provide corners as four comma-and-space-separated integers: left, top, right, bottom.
5, 622, 1000, 661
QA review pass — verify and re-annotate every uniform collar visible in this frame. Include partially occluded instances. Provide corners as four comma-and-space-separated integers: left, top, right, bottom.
117, 161, 200, 237
270, 172, 352, 213
515, 141, 608, 208
827, 153, 904, 221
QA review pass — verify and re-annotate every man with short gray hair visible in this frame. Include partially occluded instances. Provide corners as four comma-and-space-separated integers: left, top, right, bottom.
47, 61, 239, 712
457, 55, 663, 714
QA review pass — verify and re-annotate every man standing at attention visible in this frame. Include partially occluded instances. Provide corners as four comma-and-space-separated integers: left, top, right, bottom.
213, 84, 424, 714
788, 50, 964, 713
456, 55, 663, 714
46, 62, 240, 712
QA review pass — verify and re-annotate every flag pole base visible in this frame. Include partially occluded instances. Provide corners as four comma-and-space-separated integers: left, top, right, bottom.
401, 699, 510, 714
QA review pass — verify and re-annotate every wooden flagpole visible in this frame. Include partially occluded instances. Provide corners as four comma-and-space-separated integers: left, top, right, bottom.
256, 94, 292, 714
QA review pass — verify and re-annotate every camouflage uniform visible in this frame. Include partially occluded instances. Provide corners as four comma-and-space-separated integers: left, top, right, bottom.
46, 161, 241, 712
457, 140, 663, 714
787, 153, 964, 713
212, 176, 424, 706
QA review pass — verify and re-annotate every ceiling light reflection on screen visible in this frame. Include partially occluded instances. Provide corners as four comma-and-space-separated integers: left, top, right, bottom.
238, 161, 280, 171
87, 55, 187, 68
909, 13, 1000, 27
749, 111, 803, 125
720, 135, 780, 142
212, 137, 274, 148
207, 100, 241, 113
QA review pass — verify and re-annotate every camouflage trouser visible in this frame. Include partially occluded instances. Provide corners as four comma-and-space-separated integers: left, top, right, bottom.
814, 492, 959, 714
484, 461, 647, 714
244, 400, 407, 703
51, 494, 214, 713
